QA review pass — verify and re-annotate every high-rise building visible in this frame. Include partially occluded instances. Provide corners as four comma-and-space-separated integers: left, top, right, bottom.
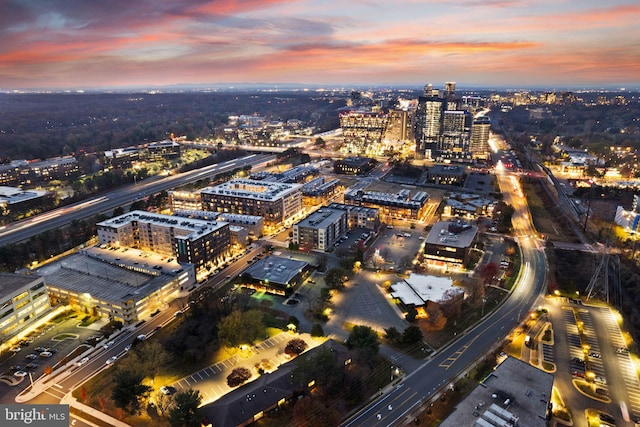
470, 116, 491, 159
414, 94, 444, 159
414, 82, 469, 160
339, 110, 389, 154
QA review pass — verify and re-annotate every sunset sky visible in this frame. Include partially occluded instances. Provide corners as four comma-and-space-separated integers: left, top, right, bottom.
1, 0, 639, 90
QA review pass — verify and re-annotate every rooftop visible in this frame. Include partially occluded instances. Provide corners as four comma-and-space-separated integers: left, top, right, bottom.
440, 357, 554, 427
0, 186, 49, 205
35, 248, 185, 303
244, 255, 308, 286
390, 274, 460, 306
296, 208, 345, 229
201, 179, 301, 202
98, 210, 228, 241
0, 272, 43, 300
425, 220, 478, 248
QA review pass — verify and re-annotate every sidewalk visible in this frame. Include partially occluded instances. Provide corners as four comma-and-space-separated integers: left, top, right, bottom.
61, 393, 130, 427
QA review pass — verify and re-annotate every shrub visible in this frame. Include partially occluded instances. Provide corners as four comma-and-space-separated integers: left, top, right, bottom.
227, 367, 252, 387
285, 338, 308, 356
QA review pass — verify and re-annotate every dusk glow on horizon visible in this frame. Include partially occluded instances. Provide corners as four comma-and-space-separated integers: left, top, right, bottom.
1, 0, 639, 90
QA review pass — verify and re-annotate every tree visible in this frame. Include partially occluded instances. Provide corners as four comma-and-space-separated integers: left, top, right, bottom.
401, 326, 423, 346
285, 338, 308, 356
383, 327, 402, 345
440, 288, 463, 320
111, 370, 153, 415
168, 389, 202, 427
325, 267, 347, 289
423, 305, 447, 331
346, 325, 380, 364
227, 367, 252, 387
217, 310, 264, 347
154, 391, 173, 416
123, 341, 172, 384
293, 347, 343, 397
311, 323, 325, 337
481, 262, 499, 285
292, 396, 341, 427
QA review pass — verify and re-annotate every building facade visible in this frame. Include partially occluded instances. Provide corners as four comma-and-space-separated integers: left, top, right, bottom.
96, 211, 231, 270
293, 208, 348, 252
0, 273, 52, 345
327, 203, 380, 230
423, 220, 478, 265
344, 188, 429, 222
200, 179, 302, 228
470, 116, 491, 159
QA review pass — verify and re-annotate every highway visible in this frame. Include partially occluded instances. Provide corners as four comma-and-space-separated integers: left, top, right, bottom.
0, 154, 275, 247
344, 163, 548, 426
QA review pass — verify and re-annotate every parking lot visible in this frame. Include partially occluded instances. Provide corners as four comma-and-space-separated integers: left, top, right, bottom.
0, 315, 108, 397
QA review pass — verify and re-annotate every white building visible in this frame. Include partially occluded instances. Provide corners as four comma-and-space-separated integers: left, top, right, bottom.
0, 273, 52, 344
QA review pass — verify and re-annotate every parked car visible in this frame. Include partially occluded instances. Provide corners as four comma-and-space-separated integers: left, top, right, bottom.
25, 363, 39, 370
34, 346, 47, 353
24, 353, 38, 360
40, 351, 53, 358
14, 370, 28, 378
9, 347, 21, 353
124, 344, 132, 352
159, 386, 176, 395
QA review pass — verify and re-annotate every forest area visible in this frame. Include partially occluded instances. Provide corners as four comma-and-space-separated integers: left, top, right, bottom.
0, 91, 343, 162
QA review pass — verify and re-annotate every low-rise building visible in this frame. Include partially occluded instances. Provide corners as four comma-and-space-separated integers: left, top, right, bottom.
327, 203, 380, 229
293, 208, 348, 252
168, 190, 202, 211
333, 157, 377, 175
0, 186, 50, 208
0, 273, 52, 345
425, 164, 466, 186
390, 274, 462, 309
146, 140, 181, 161
440, 356, 553, 427
241, 255, 310, 296
344, 188, 429, 222
423, 220, 478, 265
302, 177, 342, 206
39, 248, 195, 325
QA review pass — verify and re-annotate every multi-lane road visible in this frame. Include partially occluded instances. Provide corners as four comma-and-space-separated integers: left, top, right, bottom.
0, 153, 275, 247
344, 165, 547, 426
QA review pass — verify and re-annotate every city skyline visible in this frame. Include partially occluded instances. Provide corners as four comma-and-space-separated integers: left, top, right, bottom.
1, 0, 639, 90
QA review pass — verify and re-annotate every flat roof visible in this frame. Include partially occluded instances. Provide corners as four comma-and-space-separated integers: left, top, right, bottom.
296, 208, 345, 229
463, 172, 496, 195
36, 248, 184, 303
98, 210, 228, 241
440, 357, 554, 427
201, 179, 301, 202
244, 255, 307, 286
425, 220, 478, 248
0, 186, 48, 204
0, 272, 42, 300
390, 274, 460, 306
429, 164, 465, 175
